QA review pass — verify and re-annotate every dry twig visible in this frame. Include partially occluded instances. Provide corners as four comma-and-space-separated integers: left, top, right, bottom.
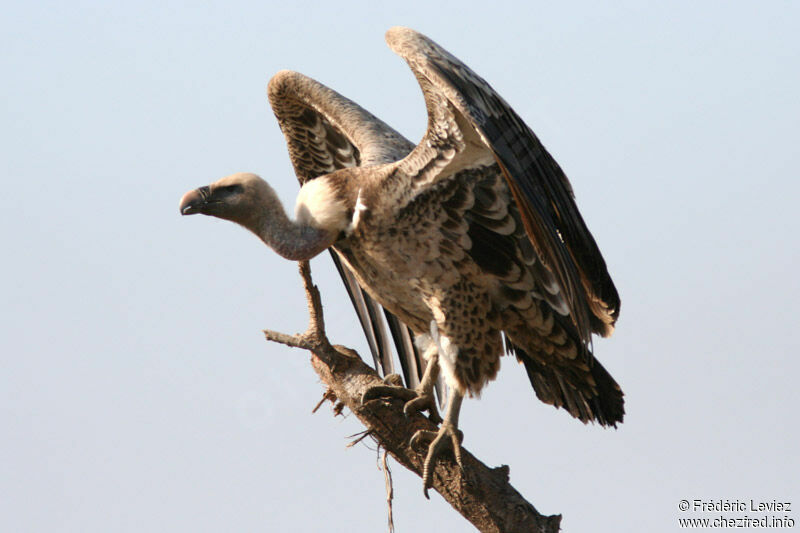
381, 448, 395, 533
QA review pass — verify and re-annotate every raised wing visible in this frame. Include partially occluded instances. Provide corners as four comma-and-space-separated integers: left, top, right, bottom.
386, 27, 619, 346
267, 70, 430, 390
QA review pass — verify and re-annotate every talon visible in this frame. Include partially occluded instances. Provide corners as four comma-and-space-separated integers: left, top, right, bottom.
361, 384, 416, 405
413, 388, 465, 497
383, 373, 404, 387
410, 429, 437, 450
404, 395, 443, 424
363, 342, 444, 422
413, 422, 464, 498
361, 382, 442, 423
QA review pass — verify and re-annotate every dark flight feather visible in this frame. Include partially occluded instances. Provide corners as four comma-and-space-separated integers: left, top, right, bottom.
387, 28, 620, 343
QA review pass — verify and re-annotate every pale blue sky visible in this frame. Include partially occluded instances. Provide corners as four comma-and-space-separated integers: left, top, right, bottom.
2, 2, 798, 531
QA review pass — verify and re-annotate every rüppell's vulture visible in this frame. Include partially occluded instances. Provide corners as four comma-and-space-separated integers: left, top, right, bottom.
180, 27, 623, 496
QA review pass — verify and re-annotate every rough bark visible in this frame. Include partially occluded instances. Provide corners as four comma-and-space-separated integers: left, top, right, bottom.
263, 261, 562, 533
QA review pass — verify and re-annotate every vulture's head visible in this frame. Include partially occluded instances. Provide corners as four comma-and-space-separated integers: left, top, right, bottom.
180, 172, 344, 261
179, 172, 277, 231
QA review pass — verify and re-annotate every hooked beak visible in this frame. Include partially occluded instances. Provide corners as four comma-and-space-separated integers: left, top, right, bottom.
179, 186, 211, 215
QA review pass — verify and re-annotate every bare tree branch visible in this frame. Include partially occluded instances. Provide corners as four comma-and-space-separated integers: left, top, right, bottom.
263, 261, 562, 533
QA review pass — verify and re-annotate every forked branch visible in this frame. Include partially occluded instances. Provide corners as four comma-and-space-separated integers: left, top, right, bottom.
263, 261, 561, 533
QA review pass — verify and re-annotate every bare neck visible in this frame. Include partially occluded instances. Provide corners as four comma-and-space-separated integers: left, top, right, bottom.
246, 189, 334, 261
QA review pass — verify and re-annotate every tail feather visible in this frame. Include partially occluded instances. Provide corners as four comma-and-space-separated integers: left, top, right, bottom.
510, 340, 624, 427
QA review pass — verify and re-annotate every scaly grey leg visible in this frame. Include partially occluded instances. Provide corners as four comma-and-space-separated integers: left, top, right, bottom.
410, 387, 464, 498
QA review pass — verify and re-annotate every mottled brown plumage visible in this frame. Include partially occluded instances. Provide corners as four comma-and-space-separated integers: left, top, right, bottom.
180, 27, 624, 496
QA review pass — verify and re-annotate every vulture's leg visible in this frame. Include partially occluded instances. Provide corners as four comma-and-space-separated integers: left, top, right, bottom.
410, 387, 464, 498
402, 348, 441, 420
361, 344, 442, 424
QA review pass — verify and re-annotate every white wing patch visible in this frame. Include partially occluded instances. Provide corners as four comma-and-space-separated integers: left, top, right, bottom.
347, 188, 368, 234
295, 178, 349, 232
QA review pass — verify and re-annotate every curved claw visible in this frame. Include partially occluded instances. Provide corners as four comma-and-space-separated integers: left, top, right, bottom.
411, 423, 464, 498
404, 395, 443, 424
381, 373, 405, 387
361, 377, 442, 424
361, 384, 417, 405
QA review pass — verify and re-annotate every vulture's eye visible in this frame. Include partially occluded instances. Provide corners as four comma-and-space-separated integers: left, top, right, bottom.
220, 185, 243, 195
